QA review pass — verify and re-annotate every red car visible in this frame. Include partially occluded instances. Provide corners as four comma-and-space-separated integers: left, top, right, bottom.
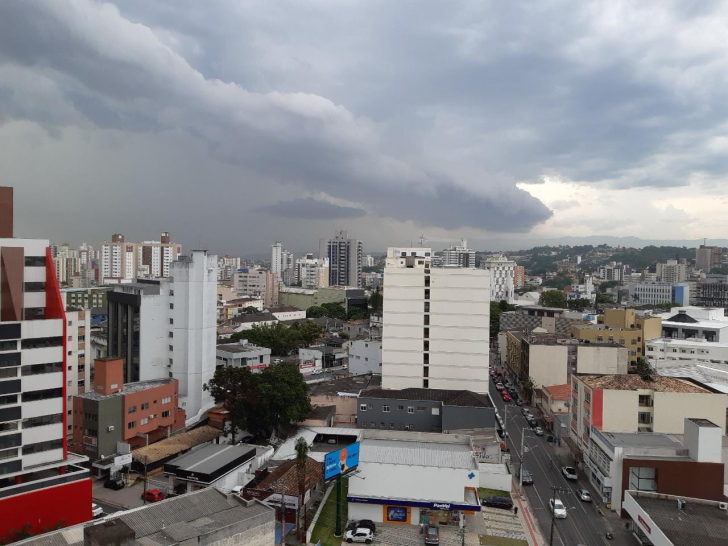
501, 391, 512, 402
141, 489, 165, 502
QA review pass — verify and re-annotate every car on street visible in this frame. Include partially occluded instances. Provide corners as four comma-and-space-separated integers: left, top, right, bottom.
424, 525, 440, 545
501, 391, 511, 402
562, 466, 578, 480
550, 498, 567, 519
534, 426, 544, 436
576, 489, 592, 502
344, 528, 373, 544
495, 382, 505, 391
515, 398, 523, 406
482, 496, 514, 510
518, 468, 533, 485
346, 520, 376, 533
527, 418, 537, 428
520, 408, 530, 415
141, 489, 165, 502
104, 477, 125, 490
92, 503, 103, 518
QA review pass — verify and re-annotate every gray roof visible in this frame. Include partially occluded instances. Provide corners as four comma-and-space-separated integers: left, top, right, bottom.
359, 438, 477, 470
17, 488, 274, 546
165, 444, 256, 474
360, 388, 492, 408
307, 373, 381, 396
216, 342, 269, 354
632, 493, 728, 545
76, 378, 176, 401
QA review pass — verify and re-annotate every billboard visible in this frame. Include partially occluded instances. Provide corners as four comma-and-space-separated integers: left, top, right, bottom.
323, 442, 360, 481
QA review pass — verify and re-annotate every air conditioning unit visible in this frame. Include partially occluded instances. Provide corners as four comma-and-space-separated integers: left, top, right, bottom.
677, 499, 686, 510
108, 426, 115, 432
719, 502, 728, 511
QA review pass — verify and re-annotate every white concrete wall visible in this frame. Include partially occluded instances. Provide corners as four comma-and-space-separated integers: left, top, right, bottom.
653, 392, 727, 434
576, 345, 628, 375
602, 390, 639, 433
139, 292, 171, 382
348, 502, 384, 523
528, 345, 568, 389
349, 340, 382, 375
478, 463, 512, 492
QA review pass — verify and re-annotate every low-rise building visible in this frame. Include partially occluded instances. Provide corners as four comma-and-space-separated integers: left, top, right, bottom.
646, 337, 728, 365
541, 384, 571, 416
268, 306, 307, 321
657, 306, 728, 342
348, 339, 382, 375
357, 388, 495, 433
628, 282, 690, 306
230, 311, 278, 332
72, 358, 185, 459
299, 345, 347, 370
60, 286, 110, 309
216, 340, 271, 372
308, 374, 382, 426
499, 307, 591, 336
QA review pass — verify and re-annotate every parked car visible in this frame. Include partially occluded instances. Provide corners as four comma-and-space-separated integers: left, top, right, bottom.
562, 466, 578, 480
515, 399, 523, 406
273, 358, 282, 364
518, 468, 533, 485
520, 408, 530, 416
495, 382, 505, 391
92, 503, 103, 518
482, 496, 514, 510
104, 477, 124, 490
424, 525, 440, 545
534, 426, 544, 436
527, 418, 537, 428
344, 528, 374, 544
501, 391, 512, 402
550, 498, 567, 519
141, 489, 165, 502
576, 489, 592, 502
346, 520, 376, 533
231, 485, 243, 496
341, 364, 348, 370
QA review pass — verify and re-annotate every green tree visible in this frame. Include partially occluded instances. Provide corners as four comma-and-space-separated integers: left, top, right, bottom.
295, 437, 310, 541
338, 331, 350, 340
321, 302, 347, 320
522, 376, 535, 404
598, 280, 620, 293
490, 301, 501, 336
635, 357, 655, 381
369, 287, 383, 315
346, 308, 367, 320
204, 366, 258, 443
306, 306, 325, 318
567, 298, 591, 311
289, 320, 323, 346
246, 323, 298, 356
257, 363, 312, 437
499, 300, 518, 312
538, 290, 567, 308
596, 293, 614, 304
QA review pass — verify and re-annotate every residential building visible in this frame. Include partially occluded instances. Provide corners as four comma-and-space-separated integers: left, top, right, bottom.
628, 282, 690, 306
0, 186, 92, 540
480, 254, 515, 303
597, 262, 624, 282
588, 418, 725, 513
270, 241, 284, 279
646, 338, 728, 365
60, 286, 110, 309
320, 230, 363, 288
657, 305, 728, 342
655, 259, 688, 283
696, 274, 728, 308
100, 232, 181, 283
695, 244, 722, 272
268, 306, 307, 321
441, 239, 475, 268
216, 340, 271, 372
348, 339, 382, 375
16, 487, 276, 546
347, 430, 481, 526
229, 311, 278, 333
357, 388, 494, 433
572, 309, 662, 366
506, 332, 628, 392
382, 247, 490, 392
363, 254, 375, 267
107, 250, 217, 423
65, 308, 91, 424
569, 374, 726, 459
540, 383, 571, 416
567, 275, 595, 302
233, 268, 278, 308
499, 307, 591, 336
513, 265, 526, 288
217, 255, 240, 281
72, 357, 184, 458
294, 253, 329, 288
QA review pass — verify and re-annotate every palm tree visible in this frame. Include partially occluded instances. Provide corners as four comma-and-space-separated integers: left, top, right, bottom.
295, 437, 309, 541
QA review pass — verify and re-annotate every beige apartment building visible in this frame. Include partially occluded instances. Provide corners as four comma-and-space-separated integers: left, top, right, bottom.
572, 309, 661, 365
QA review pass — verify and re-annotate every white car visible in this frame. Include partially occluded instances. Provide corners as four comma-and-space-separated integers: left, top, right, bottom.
92, 503, 103, 518
576, 489, 592, 502
549, 498, 567, 519
344, 527, 374, 544
562, 466, 578, 480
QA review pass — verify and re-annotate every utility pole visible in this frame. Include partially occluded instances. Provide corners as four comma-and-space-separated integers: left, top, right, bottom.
549, 486, 570, 546
334, 475, 343, 537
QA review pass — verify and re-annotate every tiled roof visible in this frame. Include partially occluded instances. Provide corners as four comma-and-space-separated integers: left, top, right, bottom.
542, 384, 571, 400
360, 388, 492, 408
576, 374, 711, 393
254, 457, 323, 496
132, 426, 222, 465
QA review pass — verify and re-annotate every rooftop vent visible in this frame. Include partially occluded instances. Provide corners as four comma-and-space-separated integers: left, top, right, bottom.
677, 499, 686, 510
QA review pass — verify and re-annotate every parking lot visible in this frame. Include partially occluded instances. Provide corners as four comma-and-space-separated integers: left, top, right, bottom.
364, 523, 480, 546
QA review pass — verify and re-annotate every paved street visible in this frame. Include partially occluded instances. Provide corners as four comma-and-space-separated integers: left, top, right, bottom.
489, 352, 617, 546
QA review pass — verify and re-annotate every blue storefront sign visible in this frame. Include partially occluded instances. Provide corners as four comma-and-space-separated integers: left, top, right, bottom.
347, 496, 480, 512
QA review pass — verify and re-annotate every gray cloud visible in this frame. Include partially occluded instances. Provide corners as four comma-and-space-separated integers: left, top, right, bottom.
256, 198, 367, 220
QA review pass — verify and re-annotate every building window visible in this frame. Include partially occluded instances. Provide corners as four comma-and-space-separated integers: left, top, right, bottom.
423, 367, 429, 378
161, 396, 171, 404
380, 422, 385, 428
140, 418, 149, 426
584, 392, 591, 403
360, 421, 366, 427
397, 405, 404, 411
424, 341, 429, 351
128, 406, 136, 414
629, 467, 657, 492
22, 388, 62, 403
168, 332, 173, 338
638, 412, 652, 425
162, 410, 170, 418
382, 405, 390, 412
424, 328, 429, 339
424, 289, 430, 300
424, 353, 429, 364
360, 404, 367, 412
424, 302, 430, 313
638, 395, 653, 407
67, 320, 73, 327
169, 345, 174, 351
424, 315, 429, 326
424, 277, 430, 287
407, 406, 414, 414
128, 421, 136, 429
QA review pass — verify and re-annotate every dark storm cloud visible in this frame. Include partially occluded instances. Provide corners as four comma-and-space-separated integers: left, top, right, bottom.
256, 198, 367, 220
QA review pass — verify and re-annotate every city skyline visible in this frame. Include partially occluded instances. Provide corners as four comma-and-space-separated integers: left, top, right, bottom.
3, 2, 728, 255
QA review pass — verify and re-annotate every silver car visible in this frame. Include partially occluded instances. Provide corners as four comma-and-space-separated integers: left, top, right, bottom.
576, 489, 592, 502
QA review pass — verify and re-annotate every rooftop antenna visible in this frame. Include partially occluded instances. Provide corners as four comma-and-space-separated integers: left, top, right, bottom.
419, 235, 426, 247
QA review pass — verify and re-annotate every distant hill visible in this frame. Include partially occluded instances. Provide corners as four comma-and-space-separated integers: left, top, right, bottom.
470, 236, 728, 253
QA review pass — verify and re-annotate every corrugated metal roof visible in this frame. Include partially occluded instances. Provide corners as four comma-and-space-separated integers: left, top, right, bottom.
360, 438, 476, 470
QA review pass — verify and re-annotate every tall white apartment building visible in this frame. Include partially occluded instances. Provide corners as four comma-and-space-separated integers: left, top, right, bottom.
217, 255, 241, 281
271, 241, 284, 279
364, 255, 375, 268
0, 186, 92, 537
107, 250, 217, 424
382, 247, 490, 393
597, 262, 624, 282
441, 239, 476, 268
233, 268, 278, 308
656, 260, 688, 283
320, 230, 363, 287
480, 254, 515, 303
101, 232, 180, 283
294, 254, 329, 289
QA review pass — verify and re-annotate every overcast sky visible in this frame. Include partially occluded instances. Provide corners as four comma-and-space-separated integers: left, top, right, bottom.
2, 1, 728, 255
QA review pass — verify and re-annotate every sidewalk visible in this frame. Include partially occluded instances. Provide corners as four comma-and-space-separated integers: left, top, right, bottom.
512, 485, 545, 546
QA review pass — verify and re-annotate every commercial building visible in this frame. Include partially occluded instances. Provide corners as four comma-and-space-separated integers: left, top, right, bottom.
16, 487, 276, 546
695, 244, 722, 272
347, 430, 481, 526
480, 254, 515, 304
356, 388, 495, 433
233, 268, 279, 308
107, 250, 217, 424
646, 338, 728, 365
587, 418, 725, 512
72, 357, 184, 458
657, 306, 728, 342
569, 374, 726, 460
320, 230, 363, 288
628, 282, 690, 306
696, 274, 728, 308
216, 340, 271, 372
441, 239, 475, 268
101, 232, 182, 283
655, 259, 688, 283
382, 247, 490, 392
0, 187, 92, 541
572, 308, 662, 366
60, 287, 110, 310
348, 339, 382, 375
513, 265, 526, 288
